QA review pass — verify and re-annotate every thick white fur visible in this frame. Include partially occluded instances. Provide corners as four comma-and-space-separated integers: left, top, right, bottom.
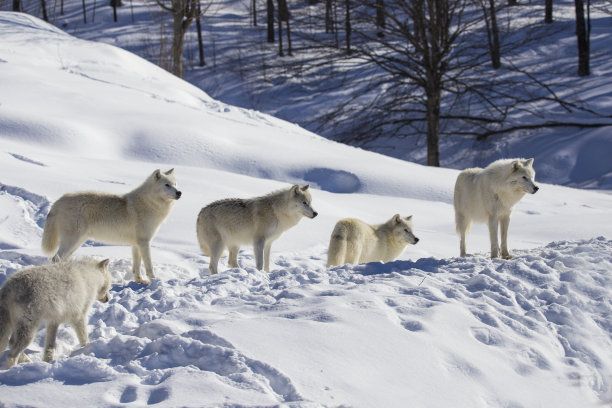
197, 184, 318, 274
327, 214, 419, 266
0, 258, 111, 369
454, 158, 539, 259
42, 169, 181, 283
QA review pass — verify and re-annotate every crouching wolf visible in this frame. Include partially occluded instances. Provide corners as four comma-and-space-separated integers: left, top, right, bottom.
42, 169, 181, 284
454, 158, 539, 259
197, 184, 318, 274
0, 258, 111, 369
327, 214, 419, 266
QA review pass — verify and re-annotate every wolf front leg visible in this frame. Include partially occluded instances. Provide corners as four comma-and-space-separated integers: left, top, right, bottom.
137, 239, 155, 282
131, 246, 145, 283
263, 242, 272, 272
254, 237, 266, 271
488, 214, 500, 259
43, 322, 59, 362
72, 317, 89, 347
499, 215, 512, 259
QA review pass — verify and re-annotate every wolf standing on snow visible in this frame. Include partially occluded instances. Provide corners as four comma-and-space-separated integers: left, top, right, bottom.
327, 214, 419, 267
0, 258, 111, 369
42, 169, 181, 284
197, 184, 318, 274
454, 158, 539, 259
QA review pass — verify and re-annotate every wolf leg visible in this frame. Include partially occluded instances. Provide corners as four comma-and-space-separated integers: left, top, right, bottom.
7, 321, 37, 368
53, 235, 86, 262
72, 318, 88, 347
263, 242, 272, 272
137, 239, 155, 281
131, 246, 146, 283
209, 241, 224, 275
254, 237, 265, 271
43, 322, 59, 362
499, 215, 512, 259
455, 212, 469, 257
228, 246, 240, 268
488, 214, 500, 258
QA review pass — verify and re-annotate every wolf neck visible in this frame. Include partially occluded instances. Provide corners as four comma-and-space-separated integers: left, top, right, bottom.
125, 184, 174, 214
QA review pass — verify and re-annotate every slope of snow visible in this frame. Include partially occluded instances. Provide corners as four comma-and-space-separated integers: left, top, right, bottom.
1, 13, 612, 408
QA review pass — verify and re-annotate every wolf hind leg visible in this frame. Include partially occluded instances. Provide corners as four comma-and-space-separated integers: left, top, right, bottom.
43, 322, 59, 362
7, 320, 37, 368
455, 212, 471, 257
327, 236, 347, 267
228, 246, 240, 269
53, 234, 86, 262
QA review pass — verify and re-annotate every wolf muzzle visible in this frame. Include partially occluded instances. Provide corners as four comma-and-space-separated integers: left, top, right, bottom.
175, 191, 183, 199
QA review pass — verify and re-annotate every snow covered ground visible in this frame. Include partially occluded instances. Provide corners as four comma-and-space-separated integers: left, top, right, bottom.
1, 12, 612, 408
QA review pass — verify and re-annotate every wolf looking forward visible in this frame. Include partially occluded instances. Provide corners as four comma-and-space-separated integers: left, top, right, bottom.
42, 169, 181, 284
454, 158, 539, 259
197, 184, 318, 274
327, 214, 419, 266
0, 258, 111, 369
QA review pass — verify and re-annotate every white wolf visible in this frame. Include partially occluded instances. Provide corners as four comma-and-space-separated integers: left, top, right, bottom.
42, 169, 181, 284
454, 158, 539, 259
0, 258, 111, 369
327, 214, 419, 266
197, 184, 318, 274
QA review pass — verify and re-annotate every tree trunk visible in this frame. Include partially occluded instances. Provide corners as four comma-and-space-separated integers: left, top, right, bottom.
426, 88, 441, 167
574, 0, 589, 76
196, 4, 205, 66
252, 0, 257, 26
81, 0, 87, 23
345, 0, 351, 55
41, 0, 49, 21
277, 0, 284, 55
13, 0, 20, 12
375, 0, 385, 37
172, 13, 185, 77
488, 0, 500, 68
325, 0, 334, 33
267, 0, 274, 43
545, 0, 553, 23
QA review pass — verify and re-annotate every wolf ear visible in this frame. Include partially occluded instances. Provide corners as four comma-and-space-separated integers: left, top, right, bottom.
165, 168, 175, 175
512, 160, 521, 172
292, 184, 300, 195
300, 184, 310, 191
524, 158, 534, 167
393, 214, 402, 224
153, 169, 162, 180
98, 259, 110, 270
406, 215, 413, 221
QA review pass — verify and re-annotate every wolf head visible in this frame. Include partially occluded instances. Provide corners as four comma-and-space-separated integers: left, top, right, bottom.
96, 259, 112, 303
510, 158, 539, 194
390, 214, 419, 245
152, 168, 182, 201
290, 184, 318, 219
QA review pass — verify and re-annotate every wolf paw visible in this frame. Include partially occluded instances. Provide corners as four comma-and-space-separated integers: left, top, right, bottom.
134, 277, 150, 285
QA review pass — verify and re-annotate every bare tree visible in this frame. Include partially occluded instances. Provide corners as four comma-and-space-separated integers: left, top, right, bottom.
267, 0, 275, 42
480, 0, 501, 68
545, 0, 553, 23
155, 0, 209, 77
574, 0, 590, 76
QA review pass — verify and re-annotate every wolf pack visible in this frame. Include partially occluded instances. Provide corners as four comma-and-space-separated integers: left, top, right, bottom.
0, 158, 539, 368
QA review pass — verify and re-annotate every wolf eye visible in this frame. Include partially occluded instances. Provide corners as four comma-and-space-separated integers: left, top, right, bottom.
522, 176, 528, 181
165, 183, 171, 187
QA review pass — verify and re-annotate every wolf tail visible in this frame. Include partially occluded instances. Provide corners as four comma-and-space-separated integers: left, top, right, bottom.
41, 207, 59, 256
327, 229, 347, 267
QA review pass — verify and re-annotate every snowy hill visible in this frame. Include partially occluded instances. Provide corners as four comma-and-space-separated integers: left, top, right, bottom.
1, 12, 612, 407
